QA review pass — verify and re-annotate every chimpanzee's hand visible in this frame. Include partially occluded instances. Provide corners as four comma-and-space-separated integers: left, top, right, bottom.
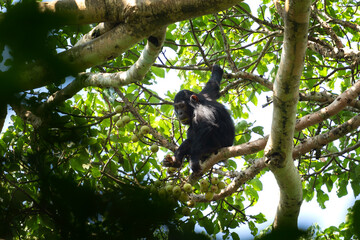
162, 155, 182, 168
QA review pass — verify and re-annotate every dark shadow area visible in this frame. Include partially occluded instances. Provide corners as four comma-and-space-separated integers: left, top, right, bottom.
0, 0, 76, 103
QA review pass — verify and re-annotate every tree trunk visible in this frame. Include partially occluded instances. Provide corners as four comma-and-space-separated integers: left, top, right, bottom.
264, 0, 311, 230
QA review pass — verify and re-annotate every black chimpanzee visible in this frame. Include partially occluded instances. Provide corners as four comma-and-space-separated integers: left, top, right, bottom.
163, 65, 235, 174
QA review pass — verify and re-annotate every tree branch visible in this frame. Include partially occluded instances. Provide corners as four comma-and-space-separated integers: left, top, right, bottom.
11, 102, 42, 128
39, 0, 242, 25
82, 28, 167, 87
214, 13, 237, 71
307, 41, 360, 64
322, 1, 360, 33
37, 28, 167, 113
293, 114, 360, 158
223, 71, 273, 91
74, 22, 120, 47
201, 77, 360, 179
311, 6, 344, 49
192, 113, 360, 202
273, 0, 285, 18
296, 79, 360, 131
115, 88, 177, 152
264, 0, 311, 230
191, 157, 267, 202
18, 0, 243, 92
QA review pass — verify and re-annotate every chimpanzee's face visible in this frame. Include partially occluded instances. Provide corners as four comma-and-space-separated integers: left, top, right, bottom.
174, 90, 195, 125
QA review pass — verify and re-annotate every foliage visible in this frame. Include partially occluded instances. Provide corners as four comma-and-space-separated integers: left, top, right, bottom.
0, 0, 360, 239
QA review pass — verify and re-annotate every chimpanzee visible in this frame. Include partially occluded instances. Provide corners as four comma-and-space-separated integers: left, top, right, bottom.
163, 65, 235, 174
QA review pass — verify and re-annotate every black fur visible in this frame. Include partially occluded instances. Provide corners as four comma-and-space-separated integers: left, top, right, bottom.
164, 65, 235, 174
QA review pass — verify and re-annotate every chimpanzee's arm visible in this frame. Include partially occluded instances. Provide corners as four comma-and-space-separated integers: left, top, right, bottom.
200, 65, 224, 100
189, 154, 202, 174
163, 139, 192, 168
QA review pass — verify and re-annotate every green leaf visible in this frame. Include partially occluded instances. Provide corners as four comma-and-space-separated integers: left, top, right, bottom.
316, 189, 329, 209
200, 218, 214, 234
70, 157, 86, 172
151, 66, 165, 78
70, 151, 90, 172
160, 104, 172, 114
149, 158, 161, 171
235, 120, 248, 132
257, 62, 268, 76
252, 126, 264, 136
245, 187, 259, 201
254, 213, 267, 224
249, 178, 263, 191
355, 164, 360, 176
0, 139, 7, 154
303, 188, 315, 202
351, 179, 360, 197
248, 221, 258, 235
91, 167, 101, 178
337, 181, 348, 197
231, 232, 240, 240
227, 159, 237, 170
123, 159, 131, 172
324, 174, 334, 192
238, 2, 251, 13
88, 137, 97, 145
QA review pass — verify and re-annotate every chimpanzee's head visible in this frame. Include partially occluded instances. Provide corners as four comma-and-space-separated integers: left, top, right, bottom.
174, 90, 202, 125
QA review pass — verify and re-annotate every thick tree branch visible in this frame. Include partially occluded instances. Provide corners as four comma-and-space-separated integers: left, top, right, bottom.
293, 114, 360, 158
39, 0, 242, 25
37, 76, 86, 114
74, 22, 120, 47
201, 136, 268, 174
328, 18, 360, 33
59, 23, 151, 72
11, 102, 42, 128
17, 23, 150, 92
264, 0, 311, 230
39, 0, 126, 24
308, 42, 360, 63
189, 136, 268, 184
19, 0, 242, 92
299, 91, 336, 103
82, 28, 166, 87
38, 28, 167, 113
296, 80, 360, 131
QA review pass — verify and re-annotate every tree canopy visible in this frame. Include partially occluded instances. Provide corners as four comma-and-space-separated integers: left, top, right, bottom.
0, 0, 360, 239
